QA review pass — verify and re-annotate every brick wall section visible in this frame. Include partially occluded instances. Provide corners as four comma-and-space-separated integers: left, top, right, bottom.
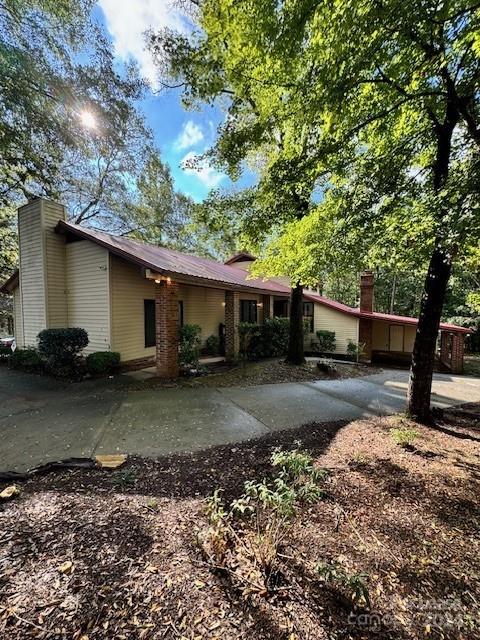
451, 332, 464, 374
358, 318, 373, 361
360, 270, 374, 313
225, 290, 240, 361
155, 280, 179, 377
262, 294, 273, 320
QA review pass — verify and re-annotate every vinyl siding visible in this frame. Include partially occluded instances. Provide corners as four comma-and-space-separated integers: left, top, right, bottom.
110, 255, 156, 362
66, 241, 110, 354
18, 202, 47, 346
43, 201, 67, 327
13, 285, 24, 347
180, 285, 226, 343
307, 304, 359, 354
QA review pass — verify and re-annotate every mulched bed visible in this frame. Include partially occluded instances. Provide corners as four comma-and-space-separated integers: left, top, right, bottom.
1, 406, 479, 639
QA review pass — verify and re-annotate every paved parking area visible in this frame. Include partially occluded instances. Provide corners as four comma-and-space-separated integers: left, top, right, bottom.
1, 367, 479, 472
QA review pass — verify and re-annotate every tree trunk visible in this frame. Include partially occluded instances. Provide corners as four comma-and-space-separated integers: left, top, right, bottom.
286, 282, 305, 365
406, 244, 452, 422
407, 95, 459, 422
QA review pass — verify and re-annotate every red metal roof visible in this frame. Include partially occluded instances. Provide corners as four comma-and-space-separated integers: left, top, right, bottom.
56, 221, 291, 295
0, 221, 469, 335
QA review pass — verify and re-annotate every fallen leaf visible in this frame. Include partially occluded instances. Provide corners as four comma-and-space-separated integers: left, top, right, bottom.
95, 454, 127, 469
0, 485, 19, 500
58, 560, 73, 574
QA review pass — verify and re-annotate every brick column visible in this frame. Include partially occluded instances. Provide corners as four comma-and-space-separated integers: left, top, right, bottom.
262, 295, 273, 321
451, 332, 464, 374
155, 279, 179, 378
358, 318, 373, 362
225, 290, 239, 361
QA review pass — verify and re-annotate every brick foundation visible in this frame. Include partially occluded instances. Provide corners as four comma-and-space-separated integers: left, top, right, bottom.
440, 331, 464, 374
155, 279, 179, 377
225, 290, 239, 361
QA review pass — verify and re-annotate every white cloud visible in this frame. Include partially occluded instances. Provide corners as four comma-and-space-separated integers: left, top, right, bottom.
181, 151, 226, 189
174, 121, 204, 150
98, 0, 187, 86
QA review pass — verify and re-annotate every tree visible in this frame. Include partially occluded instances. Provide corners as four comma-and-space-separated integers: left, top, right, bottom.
159, 0, 480, 420
0, 0, 150, 223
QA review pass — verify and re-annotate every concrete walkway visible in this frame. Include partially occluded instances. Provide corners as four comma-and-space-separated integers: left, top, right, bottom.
1, 366, 480, 473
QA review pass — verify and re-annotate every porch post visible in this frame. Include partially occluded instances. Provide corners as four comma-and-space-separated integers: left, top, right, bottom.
450, 332, 464, 374
225, 290, 239, 361
155, 279, 179, 377
262, 294, 273, 320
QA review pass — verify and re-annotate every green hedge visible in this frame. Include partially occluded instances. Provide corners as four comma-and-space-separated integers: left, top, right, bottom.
205, 334, 220, 356
238, 318, 290, 360
38, 327, 89, 377
179, 324, 202, 368
9, 348, 43, 372
316, 330, 336, 353
86, 351, 120, 376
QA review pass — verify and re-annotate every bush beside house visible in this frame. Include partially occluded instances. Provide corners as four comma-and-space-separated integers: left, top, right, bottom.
239, 318, 290, 360
86, 351, 120, 376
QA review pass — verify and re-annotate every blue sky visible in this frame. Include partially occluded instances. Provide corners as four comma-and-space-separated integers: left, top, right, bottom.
94, 1, 245, 202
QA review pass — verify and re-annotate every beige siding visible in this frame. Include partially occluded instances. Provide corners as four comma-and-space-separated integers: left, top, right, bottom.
110, 256, 156, 362
372, 320, 417, 353
404, 326, 416, 352
180, 285, 226, 343
43, 201, 67, 327
372, 321, 389, 350
307, 304, 359, 354
13, 285, 24, 347
18, 201, 47, 346
66, 241, 110, 354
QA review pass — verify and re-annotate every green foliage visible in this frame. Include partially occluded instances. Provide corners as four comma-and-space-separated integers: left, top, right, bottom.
37, 327, 88, 377
0, 344, 12, 359
110, 470, 136, 488
86, 351, 120, 376
390, 427, 419, 448
316, 330, 336, 353
347, 341, 365, 361
204, 334, 220, 356
317, 561, 371, 608
9, 348, 43, 372
179, 324, 202, 369
238, 318, 290, 360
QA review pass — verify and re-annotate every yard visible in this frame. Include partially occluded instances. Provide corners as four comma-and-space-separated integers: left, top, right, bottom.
1, 404, 479, 639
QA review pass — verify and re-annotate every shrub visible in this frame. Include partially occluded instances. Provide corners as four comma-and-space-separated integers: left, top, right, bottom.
238, 318, 290, 360
86, 351, 120, 376
390, 427, 419, 448
9, 348, 43, 372
37, 328, 89, 377
0, 344, 12, 360
179, 324, 202, 368
317, 561, 370, 608
317, 358, 338, 377
316, 330, 336, 353
347, 340, 365, 361
205, 334, 220, 356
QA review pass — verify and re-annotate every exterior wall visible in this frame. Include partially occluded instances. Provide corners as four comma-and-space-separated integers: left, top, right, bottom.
43, 201, 68, 328
18, 201, 47, 346
229, 260, 252, 272
13, 285, 24, 347
307, 304, 359, 354
372, 320, 417, 353
66, 241, 111, 354
110, 255, 156, 362
179, 284, 225, 344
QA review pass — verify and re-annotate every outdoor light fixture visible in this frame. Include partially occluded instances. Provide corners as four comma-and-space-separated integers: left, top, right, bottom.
155, 279, 161, 284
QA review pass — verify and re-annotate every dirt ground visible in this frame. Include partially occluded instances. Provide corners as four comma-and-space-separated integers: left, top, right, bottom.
0, 404, 479, 639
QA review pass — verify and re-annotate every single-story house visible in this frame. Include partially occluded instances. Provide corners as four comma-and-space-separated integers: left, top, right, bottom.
0, 198, 469, 375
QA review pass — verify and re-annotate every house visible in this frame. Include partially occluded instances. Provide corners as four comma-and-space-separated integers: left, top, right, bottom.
0, 198, 469, 375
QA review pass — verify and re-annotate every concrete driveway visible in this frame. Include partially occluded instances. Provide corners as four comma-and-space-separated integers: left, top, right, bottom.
1, 366, 480, 473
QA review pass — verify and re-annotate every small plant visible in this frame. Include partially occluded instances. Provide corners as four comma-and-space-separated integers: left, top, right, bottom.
37, 327, 89, 378
9, 348, 43, 372
317, 561, 370, 608
348, 452, 370, 468
205, 334, 220, 356
111, 469, 136, 487
390, 427, 419, 448
179, 324, 202, 369
86, 351, 120, 376
0, 344, 12, 360
317, 358, 338, 376
347, 340, 365, 362
316, 330, 336, 353
200, 446, 328, 597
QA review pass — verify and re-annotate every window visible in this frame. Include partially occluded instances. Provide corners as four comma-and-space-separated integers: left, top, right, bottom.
144, 299, 156, 347
240, 299, 258, 323
303, 301, 314, 333
273, 299, 289, 317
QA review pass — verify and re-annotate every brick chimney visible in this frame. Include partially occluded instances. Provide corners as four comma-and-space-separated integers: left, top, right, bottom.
359, 270, 374, 313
